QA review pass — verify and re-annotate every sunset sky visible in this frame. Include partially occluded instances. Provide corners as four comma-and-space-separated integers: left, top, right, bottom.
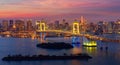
0, 0, 120, 22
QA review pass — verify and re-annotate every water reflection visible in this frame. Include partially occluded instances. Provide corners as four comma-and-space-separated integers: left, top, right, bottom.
72, 44, 81, 48
38, 33, 46, 43
0, 35, 120, 65
71, 60, 82, 65
115, 52, 120, 60
72, 36, 81, 44
83, 47, 97, 55
71, 47, 82, 54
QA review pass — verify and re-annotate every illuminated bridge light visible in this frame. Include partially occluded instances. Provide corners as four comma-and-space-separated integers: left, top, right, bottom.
40, 22, 46, 31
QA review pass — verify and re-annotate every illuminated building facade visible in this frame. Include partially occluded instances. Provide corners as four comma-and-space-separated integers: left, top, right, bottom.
26, 20, 33, 31
80, 16, 87, 34
9, 20, 14, 31
107, 21, 114, 33
95, 21, 104, 35
87, 22, 96, 34
82, 37, 97, 47
15, 20, 25, 32
2, 20, 9, 31
54, 20, 60, 30
113, 20, 120, 33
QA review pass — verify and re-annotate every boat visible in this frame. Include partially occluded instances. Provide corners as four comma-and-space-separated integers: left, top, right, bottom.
82, 37, 97, 47
36, 42, 73, 49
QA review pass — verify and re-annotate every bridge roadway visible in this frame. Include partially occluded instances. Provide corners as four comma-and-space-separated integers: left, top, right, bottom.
0, 30, 120, 43
36, 30, 120, 43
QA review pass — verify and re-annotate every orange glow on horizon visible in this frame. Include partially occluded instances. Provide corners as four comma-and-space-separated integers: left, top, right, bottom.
0, 11, 51, 18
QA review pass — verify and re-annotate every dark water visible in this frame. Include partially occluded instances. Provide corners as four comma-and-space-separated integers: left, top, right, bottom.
0, 35, 120, 65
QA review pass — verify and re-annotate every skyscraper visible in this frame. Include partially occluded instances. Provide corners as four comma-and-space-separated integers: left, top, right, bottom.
80, 16, 87, 33
26, 20, 33, 31
9, 20, 14, 31
54, 20, 59, 30
15, 20, 25, 32
2, 20, 8, 31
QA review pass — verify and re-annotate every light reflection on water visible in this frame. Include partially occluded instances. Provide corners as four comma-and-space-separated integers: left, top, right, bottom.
0, 34, 120, 65
83, 47, 97, 55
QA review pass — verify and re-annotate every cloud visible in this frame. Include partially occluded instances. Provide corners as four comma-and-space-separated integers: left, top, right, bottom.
0, 0, 120, 20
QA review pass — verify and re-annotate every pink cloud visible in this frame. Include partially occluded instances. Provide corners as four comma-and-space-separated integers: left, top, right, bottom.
0, 0, 120, 19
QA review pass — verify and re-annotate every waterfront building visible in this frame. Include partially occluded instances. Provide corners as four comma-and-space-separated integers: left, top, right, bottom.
82, 37, 97, 47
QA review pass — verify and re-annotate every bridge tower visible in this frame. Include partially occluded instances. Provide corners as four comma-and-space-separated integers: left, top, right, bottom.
36, 20, 46, 42
73, 20, 80, 34
36, 20, 46, 31
40, 22, 46, 31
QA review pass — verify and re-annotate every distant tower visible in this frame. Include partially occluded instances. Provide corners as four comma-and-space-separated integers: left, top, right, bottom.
80, 16, 84, 24
80, 16, 87, 33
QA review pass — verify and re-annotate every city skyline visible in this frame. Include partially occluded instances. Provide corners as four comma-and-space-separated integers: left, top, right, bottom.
0, 0, 120, 22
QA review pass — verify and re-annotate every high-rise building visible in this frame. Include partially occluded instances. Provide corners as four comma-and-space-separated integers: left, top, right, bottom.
113, 20, 120, 33
116, 20, 120, 33
26, 20, 33, 31
0, 23, 2, 32
87, 22, 96, 34
80, 16, 87, 33
64, 22, 70, 31
9, 20, 14, 31
9, 20, 14, 27
95, 21, 105, 35
15, 20, 25, 32
2, 20, 9, 31
48, 23, 54, 30
54, 20, 59, 30
107, 21, 114, 33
